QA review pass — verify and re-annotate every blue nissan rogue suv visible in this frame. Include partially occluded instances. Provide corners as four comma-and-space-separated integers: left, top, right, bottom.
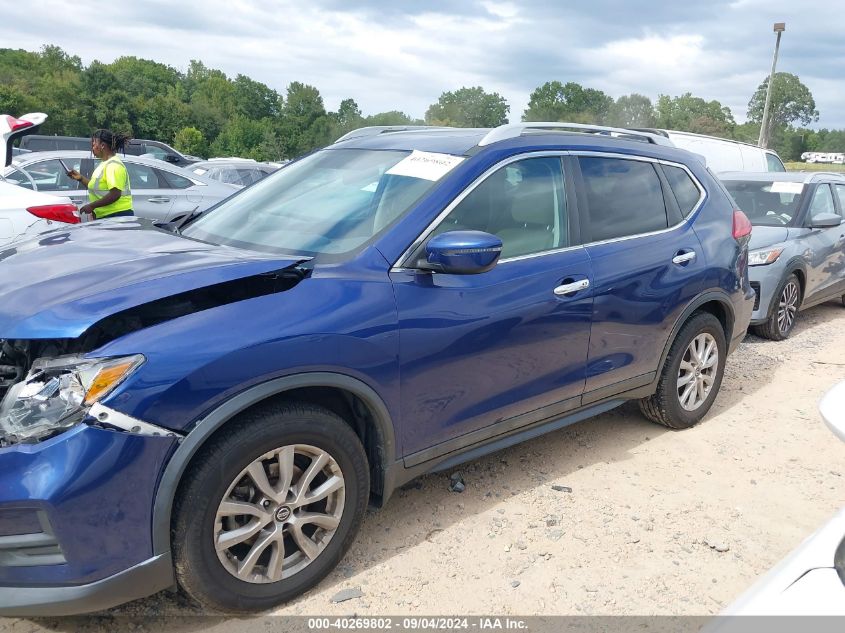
0, 123, 753, 614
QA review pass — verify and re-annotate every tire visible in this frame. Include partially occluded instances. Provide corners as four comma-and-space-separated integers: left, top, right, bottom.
172, 401, 370, 613
639, 312, 727, 430
751, 273, 801, 341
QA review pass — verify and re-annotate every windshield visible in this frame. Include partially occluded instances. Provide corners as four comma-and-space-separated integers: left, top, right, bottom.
182, 148, 445, 256
723, 180, 803, 226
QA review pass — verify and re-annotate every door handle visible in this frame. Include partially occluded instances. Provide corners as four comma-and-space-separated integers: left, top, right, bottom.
147, 197, 170, 203
672, 251, 696, 265
554, 279, 590, 296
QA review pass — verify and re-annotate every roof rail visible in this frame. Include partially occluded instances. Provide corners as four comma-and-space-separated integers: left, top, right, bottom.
477, 122, 674, 147
334, 125, 454, 144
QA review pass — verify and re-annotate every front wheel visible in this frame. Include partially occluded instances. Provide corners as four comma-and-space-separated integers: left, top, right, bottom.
751, 273, 801, 341
172, 402, 370, 613
639, 312, 727, 429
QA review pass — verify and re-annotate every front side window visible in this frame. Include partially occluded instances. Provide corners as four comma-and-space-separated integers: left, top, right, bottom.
431, 156, 567, 259
723, 180, 803, 226
183, 148, 444, 257
579, 157, 668, 242
809, 184, 835, 221
835, 185, 845, 218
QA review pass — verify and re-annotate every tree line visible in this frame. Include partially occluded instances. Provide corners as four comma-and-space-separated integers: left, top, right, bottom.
1, 45, 839, 162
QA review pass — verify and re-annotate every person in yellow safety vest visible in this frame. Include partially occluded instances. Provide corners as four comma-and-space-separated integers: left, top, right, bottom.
67, 129, 134, 220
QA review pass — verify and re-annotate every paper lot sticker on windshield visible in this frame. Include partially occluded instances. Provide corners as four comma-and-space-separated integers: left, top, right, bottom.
770, 181, 804, 194
386, 150, 465, 181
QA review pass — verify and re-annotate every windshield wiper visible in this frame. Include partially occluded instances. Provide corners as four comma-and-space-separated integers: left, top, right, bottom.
156, 207, 203, 234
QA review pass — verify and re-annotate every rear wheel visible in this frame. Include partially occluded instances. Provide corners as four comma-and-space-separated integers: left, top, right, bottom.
172, 402, 369, 613
751, 273, 800, 341
639, 312, 726, 429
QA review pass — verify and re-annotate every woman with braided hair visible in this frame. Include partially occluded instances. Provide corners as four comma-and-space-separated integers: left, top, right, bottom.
67, 129, 134, 219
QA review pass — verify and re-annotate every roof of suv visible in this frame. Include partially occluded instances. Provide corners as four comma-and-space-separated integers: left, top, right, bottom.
333, 124, 696, 163
719, 171, 845, 184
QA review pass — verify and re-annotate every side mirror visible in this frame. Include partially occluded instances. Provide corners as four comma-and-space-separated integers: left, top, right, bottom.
418, 230, 502, 275
820, 381, 845, 443
165, 155, 180, 164
811, 213, 842, 229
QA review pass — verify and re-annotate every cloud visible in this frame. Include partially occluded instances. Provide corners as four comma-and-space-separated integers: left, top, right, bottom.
0, 0, 842, 127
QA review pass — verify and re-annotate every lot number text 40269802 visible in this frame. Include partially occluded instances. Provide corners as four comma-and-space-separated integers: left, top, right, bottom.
308, 617, 529, 630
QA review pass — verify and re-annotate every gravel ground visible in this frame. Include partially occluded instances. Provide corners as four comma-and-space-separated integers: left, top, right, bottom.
4, 301, 845, 631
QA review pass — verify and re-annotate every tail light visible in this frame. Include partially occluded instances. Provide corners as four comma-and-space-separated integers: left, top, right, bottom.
26, 203, 80, 224
732, 209, 752, 240
3, 115, 34, 133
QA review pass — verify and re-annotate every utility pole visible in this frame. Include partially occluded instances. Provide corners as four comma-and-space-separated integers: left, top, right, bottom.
758, 22, 785, 148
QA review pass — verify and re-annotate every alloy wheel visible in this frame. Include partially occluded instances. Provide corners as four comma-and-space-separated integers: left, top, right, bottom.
214, 444, 345, 583
677, 333, 719, 411
777, 280, 799, 334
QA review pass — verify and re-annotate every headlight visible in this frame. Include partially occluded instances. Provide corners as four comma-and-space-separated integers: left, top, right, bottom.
0, 354, 144, 445
748, 247, 784, 266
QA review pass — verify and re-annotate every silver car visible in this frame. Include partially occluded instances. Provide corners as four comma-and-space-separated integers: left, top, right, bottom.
2, 151, 239, 223
721, 172, 845, 340
711, 381, 845, 620
189, 159, 279, 188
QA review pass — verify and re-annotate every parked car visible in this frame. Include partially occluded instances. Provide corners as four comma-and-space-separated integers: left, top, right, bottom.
3, 151, 238, 223
713, 380, 845, 619
0, 122, 753, 615
190, 158, 279, 187
18, 134, 201, 166
0, 112, 81, 241
637, 129, 786, 173
720, 171, 845, 340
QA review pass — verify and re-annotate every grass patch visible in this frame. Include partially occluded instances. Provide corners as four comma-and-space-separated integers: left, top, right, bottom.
786, 162, 845, 172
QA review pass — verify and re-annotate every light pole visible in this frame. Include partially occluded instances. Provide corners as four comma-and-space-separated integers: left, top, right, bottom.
758, 22, 786, 148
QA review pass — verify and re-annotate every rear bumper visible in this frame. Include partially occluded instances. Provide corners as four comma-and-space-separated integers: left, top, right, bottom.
0, 552, 173, 616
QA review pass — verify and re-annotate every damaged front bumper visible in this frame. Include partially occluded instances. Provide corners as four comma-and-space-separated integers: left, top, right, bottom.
0, 410, 179, 614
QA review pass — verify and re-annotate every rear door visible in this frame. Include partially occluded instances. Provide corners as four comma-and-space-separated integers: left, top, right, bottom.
123, 160, 174, 220
572, 154, 706, 402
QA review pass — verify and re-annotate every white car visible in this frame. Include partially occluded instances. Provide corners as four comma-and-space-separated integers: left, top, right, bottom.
710, 381, 845, 624
0, 112, 80, 245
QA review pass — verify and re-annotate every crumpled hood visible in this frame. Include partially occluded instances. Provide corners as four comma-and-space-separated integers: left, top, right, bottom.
0, 219, 309, 339
748, 225, 789, 250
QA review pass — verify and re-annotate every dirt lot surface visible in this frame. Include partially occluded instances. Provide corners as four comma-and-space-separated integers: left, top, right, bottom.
3, 302, 845, 631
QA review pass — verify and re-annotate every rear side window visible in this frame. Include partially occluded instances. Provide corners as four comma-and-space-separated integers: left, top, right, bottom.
125, 162, 161, 189
161, 170, 193, 189
579, 157, 668, 242
766, 153, 786, 172
663, 165, 702, 217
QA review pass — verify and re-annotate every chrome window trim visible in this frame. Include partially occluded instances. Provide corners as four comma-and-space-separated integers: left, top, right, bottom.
391, 150, 707, 272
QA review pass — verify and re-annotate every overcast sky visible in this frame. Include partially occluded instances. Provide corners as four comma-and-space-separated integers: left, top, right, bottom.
3, 0, 843, 128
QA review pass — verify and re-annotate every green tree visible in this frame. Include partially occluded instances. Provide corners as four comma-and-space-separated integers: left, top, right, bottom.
655, 93, 735, 137
523, 81, 612, 123
425, 86, 509, 127
607, 93, 656, 128
278, 81, 328, 157
365, 111, 419, 126
173, 126, 207, 158
233, 74, 280, 120
748, 72, 819, 147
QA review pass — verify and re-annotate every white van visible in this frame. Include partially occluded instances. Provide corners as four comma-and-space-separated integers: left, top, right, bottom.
639, 129, 786, 173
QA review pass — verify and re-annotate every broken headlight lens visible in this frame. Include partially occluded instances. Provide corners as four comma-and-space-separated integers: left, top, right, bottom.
0, 354, 144, 445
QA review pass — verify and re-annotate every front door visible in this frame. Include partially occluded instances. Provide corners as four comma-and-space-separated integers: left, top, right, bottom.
804, 184, 845, 301
391, 155, 593, 460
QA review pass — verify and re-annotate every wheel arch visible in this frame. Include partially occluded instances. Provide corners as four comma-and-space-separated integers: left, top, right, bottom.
151, 372, 397, 557
655, 291, 735, 381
